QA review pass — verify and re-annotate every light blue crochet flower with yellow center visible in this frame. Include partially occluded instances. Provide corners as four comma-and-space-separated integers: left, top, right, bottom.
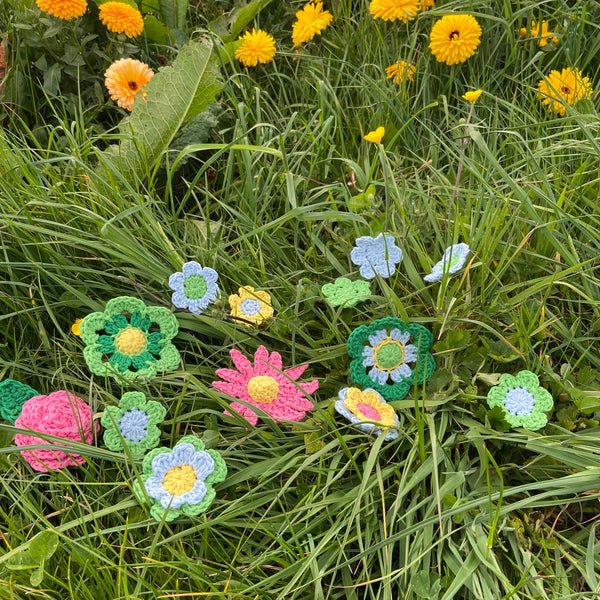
169, 262, 220, 315
424, 243, 470, 282
350, 233, 403, 279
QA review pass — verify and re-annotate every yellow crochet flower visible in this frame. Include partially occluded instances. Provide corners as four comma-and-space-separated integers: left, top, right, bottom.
99, 2, 144, 37
292, 2, 333, 47
538, 67, 592, 116
71, 319, 83, 337
429, 14, 482, 65
385, 60, 416, 84
36, 0, 87, 19
369, 0, 420, 22
235, 29, 276, 67
520, 21, 558, 47
104, 58, 154, 111
364, 127, 385, 144
463, 89, 482, 103
229, 286, 274, 326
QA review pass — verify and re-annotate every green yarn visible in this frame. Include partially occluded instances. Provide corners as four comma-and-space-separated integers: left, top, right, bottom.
183, 275, 208, 300
322, 277, 371, 308
0, 379, 39, 423
375, 342, 404, 369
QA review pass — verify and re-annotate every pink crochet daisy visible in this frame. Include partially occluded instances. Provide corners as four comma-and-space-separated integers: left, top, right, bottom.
14, 390, 97, 472
213, 345, 319, 426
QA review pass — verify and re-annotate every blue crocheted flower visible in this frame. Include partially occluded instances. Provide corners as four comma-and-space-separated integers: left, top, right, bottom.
350, 233, 403, 279
424, 243, 470, 282
169, 262, 220, 314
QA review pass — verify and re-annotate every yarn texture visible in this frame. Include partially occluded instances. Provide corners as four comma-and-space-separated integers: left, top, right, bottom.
0, 379, 39, 423
14, 391, 97, 472
322, 278, 371, 308
169, 262, 219, 315
350, 233, 403, 279
424, 243, 470, 282
228, 286, 274, 326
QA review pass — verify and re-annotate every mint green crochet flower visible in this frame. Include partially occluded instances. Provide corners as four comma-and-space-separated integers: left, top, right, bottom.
101, 392, 166, 455
487, 370, 553, 431
80, 296, 180, 380
322, 277, 371, 308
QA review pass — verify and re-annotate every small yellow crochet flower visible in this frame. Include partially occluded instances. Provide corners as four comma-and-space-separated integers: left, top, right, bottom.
292, 2, 333, 47
71, 319, 82, 337
463, 89, 482, 103
385, 60, 416, 84
36, 0, 87, 19
364, 127, 385, 144
429, 14, 482, 65
369, 0, 420, 23
235, 29, 276, 67
104, 58, 154, 111
229, 286, 274, 326
538, 67, 593, 116
99, 2, 144, 37
520, 21, 558, 47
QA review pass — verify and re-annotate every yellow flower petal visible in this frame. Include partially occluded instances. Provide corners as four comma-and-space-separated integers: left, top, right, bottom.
71, 319, 82, 337
463, 89, 482, 103
364, 127, 385, 144
235, 29, 276, 67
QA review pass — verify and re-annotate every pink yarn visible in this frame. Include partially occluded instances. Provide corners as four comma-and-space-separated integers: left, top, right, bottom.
14, 391, 97, 472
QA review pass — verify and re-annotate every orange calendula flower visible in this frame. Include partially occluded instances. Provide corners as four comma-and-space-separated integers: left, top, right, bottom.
235, 29, 276, 67
538, 67, 592, 116
99, 2, 144, 37
292, 1, 333, 47
71, 319, 83, 337
36, 0, 87, 19
364, 127, 385, 144
369, 0, 420, 22
104, 58, 154, 111
463, 89, 482, 103
229, 286, 274, 326
385, 60, 416, 84
429, 14, 482, 65
520, 20, 558, 47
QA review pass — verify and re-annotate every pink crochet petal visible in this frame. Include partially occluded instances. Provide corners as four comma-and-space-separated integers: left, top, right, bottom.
212, 380, 244, 398
225, 402, 259, 426
298, 378, 319, 396
253, 346, 271, 374
284, 364, 309, 380
214, 367, 248, 385
260, 402, 305, 422
276, 384, 315, 412
266, 350, 283, 371
230, 349, 255, 376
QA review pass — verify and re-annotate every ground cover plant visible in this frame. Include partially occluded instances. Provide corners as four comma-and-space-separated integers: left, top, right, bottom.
2, 0, 600, 598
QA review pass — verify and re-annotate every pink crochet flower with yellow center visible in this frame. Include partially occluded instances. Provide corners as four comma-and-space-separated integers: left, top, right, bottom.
212, 346, 318, 426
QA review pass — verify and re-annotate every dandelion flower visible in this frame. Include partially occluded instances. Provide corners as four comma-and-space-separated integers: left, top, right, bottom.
463, 89, 482, 103
235, 29, 276, 67
99, 1, 144, 37
364, 127, 385, 144
520, 21, 558, 47
385, 60, 416, 84
538, 67, 592, 116
104, 58, 154, 111
429, 14, 482, 65
36, 0, 87, 20
369, 0, 421, 23
292, 2, 333, 47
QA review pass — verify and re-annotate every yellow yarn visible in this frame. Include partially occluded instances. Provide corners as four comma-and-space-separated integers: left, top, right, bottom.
162, 463, 197, 496
115, 328, 146, 355
247, 376, 280, 404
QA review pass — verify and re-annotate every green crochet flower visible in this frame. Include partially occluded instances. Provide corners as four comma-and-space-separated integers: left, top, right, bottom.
101, 392, 166, 455
486, 370, 553, 431
80, 296, 180, 380
347, 317, 436, 400
0, 379, 39, 423
322, 277, 371, 308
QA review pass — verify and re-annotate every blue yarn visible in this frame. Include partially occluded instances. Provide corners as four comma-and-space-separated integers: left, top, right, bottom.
503, 386, 535, 416
119, 408, 150, 443
240, 299, 261, 316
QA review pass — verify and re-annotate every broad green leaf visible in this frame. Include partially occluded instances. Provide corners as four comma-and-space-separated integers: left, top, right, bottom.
143, 14, 172, 44
6, 552, 38, 570
29, 530, 59, 563
158, 0, 187, 29
30, 564, 44, 587
228, 0, 272, 42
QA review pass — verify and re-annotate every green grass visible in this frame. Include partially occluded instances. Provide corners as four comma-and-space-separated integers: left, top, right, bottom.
2, 0, 600, 598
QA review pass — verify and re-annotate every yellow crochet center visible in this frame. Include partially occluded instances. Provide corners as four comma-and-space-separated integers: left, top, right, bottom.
345, 387, 396, 427
115, 327, 146, 355
247, 375, 280, 404
162, 463, 197, 496
373, 338, 405, 372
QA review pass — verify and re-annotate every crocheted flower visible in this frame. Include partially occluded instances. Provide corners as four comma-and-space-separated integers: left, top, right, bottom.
322, 277, 371, 308
14, 391, 97, 472
80, 296, 180, 380
487, 371, 553, 431
228, 286, 273, 326
169, 262, 220, 315
133, 435, 227, 522
348, 317, 436, 400
101, 392, 166, 455
213, 345, 319, 426
350, 233, 403, 279
335, 387, 399, 441
0, 379, 39, 424
424, 243, 470, 282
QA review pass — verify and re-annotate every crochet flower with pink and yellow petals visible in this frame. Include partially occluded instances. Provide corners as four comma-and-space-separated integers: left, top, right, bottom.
212, 346, 319, 426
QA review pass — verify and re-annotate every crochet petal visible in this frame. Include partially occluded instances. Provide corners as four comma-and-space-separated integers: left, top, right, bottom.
182, 262, 204, 277
215, 368, 248, 385
266, 350, 282, 371
212, 380, 244, 398
226, 402, 259, 426
230, 349, 255, 376
168, 272, 185, 292
283, 364, 308, 380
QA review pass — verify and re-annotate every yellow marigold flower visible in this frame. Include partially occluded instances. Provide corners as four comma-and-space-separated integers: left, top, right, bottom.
235, 29, 276, 67
36, 0, 87, 20
385, 60, 416, 84
104, 58, 154, 111
292, 2, 333, 47
99, 2, 144, 37
538, 67, 592, 116
520, 20, 558, 47
71, 318, 82, 337
229, 286, 274, 326
463, 89, 482, 103
369, 0, 421, 23
421, 0, 434, 7
429, 14, 482, 65
364, 127, 385, 144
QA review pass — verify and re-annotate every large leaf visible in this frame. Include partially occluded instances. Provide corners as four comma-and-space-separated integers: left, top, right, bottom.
96, 38, 222, 185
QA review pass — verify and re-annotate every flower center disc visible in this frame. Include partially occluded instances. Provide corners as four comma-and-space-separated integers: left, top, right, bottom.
240, 298, 261, 316
115, 327, 147, 355
448, 255, 462, 268
375, 340, 404, 370
184, 275, 208, 300
449, 30, 459, 41
247, 376, 280, 404
162, 463, 197, 496
503, 387, 536, 416
345, 388, 396, 427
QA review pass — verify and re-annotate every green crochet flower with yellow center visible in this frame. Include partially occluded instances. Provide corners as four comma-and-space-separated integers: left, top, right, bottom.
80, 296, 180, 380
